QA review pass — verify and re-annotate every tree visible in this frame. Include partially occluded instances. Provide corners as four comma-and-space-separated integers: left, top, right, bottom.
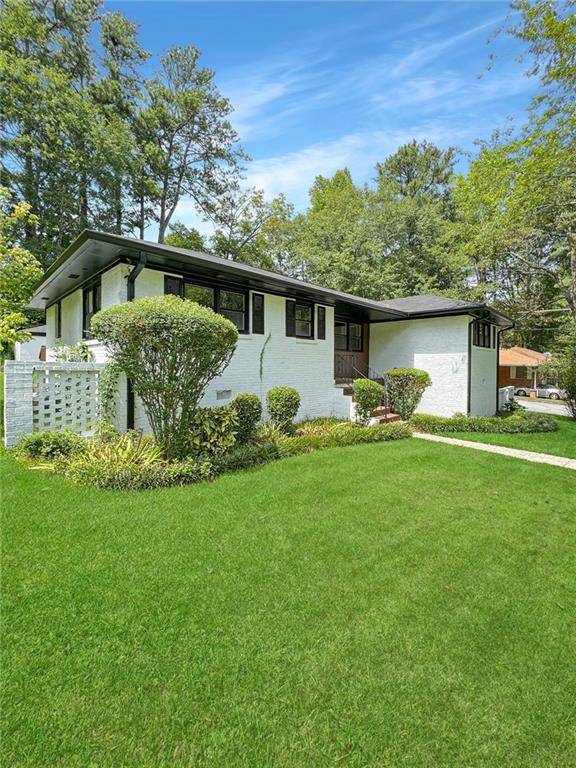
165, 222, 206, 251
0, 191, 43, 345
136, 46, 244, 243
91, 295, 238, 459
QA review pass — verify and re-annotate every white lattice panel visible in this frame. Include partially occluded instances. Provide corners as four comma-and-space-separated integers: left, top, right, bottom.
31, 367, 100, 434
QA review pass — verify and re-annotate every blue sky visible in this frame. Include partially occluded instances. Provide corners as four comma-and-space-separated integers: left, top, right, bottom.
107, 1, 538, 231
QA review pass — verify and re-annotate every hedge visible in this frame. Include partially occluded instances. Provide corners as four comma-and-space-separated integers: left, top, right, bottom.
410, 412, 558, 434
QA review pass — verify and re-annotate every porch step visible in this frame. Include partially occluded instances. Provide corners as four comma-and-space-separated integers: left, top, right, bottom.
374, 413, 401, 424
371, 405, 394, 417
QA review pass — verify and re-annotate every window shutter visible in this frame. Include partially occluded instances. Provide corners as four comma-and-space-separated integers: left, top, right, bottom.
164, 275, 183, 296
317, 306, 326, 340
285, 300, 295, 337
252, 293, 265, 334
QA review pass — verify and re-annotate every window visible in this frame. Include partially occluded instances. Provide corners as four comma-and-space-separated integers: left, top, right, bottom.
83, 279, 101, 337
515, 366, 529, 379
252, 293, 265, 334
335, 319, 363, 352
164, 275, 183, 296
317, 306, 326, 340
55, 301, 62, 339
185, 283, 214, 308
473, 320, 492, 348
219, 289, 246, 331
285, 300, 314, 339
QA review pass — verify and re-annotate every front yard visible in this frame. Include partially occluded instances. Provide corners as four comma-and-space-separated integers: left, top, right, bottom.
3, 439, 576, 767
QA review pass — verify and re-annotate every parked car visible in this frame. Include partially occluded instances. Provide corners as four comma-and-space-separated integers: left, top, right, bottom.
514, 384, 566, 400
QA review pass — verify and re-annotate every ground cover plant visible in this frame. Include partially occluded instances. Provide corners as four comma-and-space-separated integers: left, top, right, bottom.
3, 440, 575, 767
443, 414, 576, 460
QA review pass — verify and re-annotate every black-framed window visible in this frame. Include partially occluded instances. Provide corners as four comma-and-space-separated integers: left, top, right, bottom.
185, 282, 214, 308
219, 289, 246, 331
335, 320, 363, 351
473, 320, 493, 349
55, 301, 62, 339
285, 300, 314, 339
252, 293, 265, 334
179, 280, 248, 332
317, 306, 326, 340
83, 279, 101, 337
164, 275, 183, 296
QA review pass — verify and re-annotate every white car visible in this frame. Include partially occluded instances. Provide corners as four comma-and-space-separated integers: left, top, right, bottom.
515, 384, 565, 400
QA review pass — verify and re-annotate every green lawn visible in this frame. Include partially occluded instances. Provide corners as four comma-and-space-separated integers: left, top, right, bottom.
3, 440, 576, 767
449, 415, 576, 459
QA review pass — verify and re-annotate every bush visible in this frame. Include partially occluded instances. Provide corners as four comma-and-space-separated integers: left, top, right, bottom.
277, 421, 412, 457
216, 440, 280, 474
384, 367, 431, 420
266, 386, 301, 433
500, 398, 524, 413
17, 430, 86, 460
294, 418, 348, 436
188, 405, 238, 458
352, 378, 384, 424
232, 393, 262, 443
91, 295, 238, 459
411, 412, 558, 434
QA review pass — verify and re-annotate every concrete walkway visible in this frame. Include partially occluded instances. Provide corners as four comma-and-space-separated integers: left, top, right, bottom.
413, 432, 576, 470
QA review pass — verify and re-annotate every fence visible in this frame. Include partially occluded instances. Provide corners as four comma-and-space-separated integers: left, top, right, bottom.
498, 385, 515, 411
3, 361, 106, 448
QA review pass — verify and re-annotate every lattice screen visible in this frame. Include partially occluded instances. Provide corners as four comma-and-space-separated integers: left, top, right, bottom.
31, 366, 101, 435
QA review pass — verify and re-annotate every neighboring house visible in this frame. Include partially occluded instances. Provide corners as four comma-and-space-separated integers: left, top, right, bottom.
14, 324, 46, 361
498, 346, 547, 391
28, 231, 513, 428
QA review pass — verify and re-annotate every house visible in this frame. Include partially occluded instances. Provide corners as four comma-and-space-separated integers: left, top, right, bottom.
14, 324, 47, 361
498, 346, 547, 392
27, 231, 513, 428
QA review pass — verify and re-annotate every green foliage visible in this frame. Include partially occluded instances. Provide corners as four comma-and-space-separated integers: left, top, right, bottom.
0, 192, 43, 344
215, 440, 280, 474
352, 378, 384, 424
277, 421, 412, 457
231, 393, 262, 443
17, 430, 86, 460
411, 412, 558, 434
552, 322, 576, 418
91, 295, 238, 459
500, 398, 525, 413
384, 368, 431, 420
164, 222, 206, 251
293, 417, 348, 435
54, 341, 94, 362
97, 359, 121, 433
188, 405, 238, 458
266, 386, 301, 433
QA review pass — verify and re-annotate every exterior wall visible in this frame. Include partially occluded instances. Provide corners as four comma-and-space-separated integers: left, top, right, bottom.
469, 341, 497, 416
369, 316, 470, 417
46, 304, 57, 348
60, 289, 83, 346
14, 335, 45, 361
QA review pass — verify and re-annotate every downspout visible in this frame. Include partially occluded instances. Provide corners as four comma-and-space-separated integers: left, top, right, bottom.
466, 317, 475, 416
126, 251, 147, 429
495, 319, 514, 412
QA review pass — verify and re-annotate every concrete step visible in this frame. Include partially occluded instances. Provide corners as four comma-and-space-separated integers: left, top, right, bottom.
375, 414, 401, 423
371, 405, 394, 417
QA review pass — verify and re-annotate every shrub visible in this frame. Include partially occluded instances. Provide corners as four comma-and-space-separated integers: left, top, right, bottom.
188, 405, 238, 458
216, 440, 280, 474
17, 430, 86, 460
384, 367, 431, 420
232, 393, 262, 443
54, 341, 94, 362
500, 398, 524, 413
411, 412, 558, 434
294, 417, 348, 436
91, 295, 238, 459
277, 421, 412, 457
352, 378, 384, 424
266, 386, 301, 433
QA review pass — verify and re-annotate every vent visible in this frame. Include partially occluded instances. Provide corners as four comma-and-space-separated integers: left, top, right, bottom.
68, 273, 80, 279
216, 389, 231, 401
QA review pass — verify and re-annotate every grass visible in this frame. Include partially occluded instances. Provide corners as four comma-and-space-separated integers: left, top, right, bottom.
3, 440, 576, 767
516, 395, 568, 405
449, 415, 576, 459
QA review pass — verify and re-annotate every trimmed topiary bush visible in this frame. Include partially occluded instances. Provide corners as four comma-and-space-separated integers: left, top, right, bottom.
232, 393, 262, 443
91, 295, 238, 459
17, 430, 86, 460
352, 378, 384, 424
411, 412, 558, 434
266, 386, 301, 433
384, 367, 431, 420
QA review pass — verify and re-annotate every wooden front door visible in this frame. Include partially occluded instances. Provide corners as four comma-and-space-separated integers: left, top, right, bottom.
334, 320, 369, 380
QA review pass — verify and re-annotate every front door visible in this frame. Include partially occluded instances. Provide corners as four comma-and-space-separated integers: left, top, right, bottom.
334, 320, 369, 380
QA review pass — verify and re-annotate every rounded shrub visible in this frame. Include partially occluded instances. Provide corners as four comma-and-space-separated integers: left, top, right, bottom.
383, 367, 431, 420
91, 295, 238, 459
352, 378, 384, 425
266, 386, 301, 433
17, 430, 86, 460
232, 393, 262, 443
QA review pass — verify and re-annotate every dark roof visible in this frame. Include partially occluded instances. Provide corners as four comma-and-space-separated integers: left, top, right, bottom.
29, 230, 513, 327
24, 324, 46, 336
379, 295, 485, 314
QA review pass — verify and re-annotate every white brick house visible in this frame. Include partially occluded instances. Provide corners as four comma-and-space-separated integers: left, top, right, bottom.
26, 230, 513, 429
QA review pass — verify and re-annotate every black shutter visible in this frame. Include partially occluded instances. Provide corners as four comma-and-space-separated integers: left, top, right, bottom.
285, 300, 295, 337
164, 275, 183, 296
252, 293, 265, 334
317, 306, 326, 340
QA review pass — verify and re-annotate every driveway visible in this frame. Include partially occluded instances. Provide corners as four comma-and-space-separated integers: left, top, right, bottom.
516, 397, 570, 417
